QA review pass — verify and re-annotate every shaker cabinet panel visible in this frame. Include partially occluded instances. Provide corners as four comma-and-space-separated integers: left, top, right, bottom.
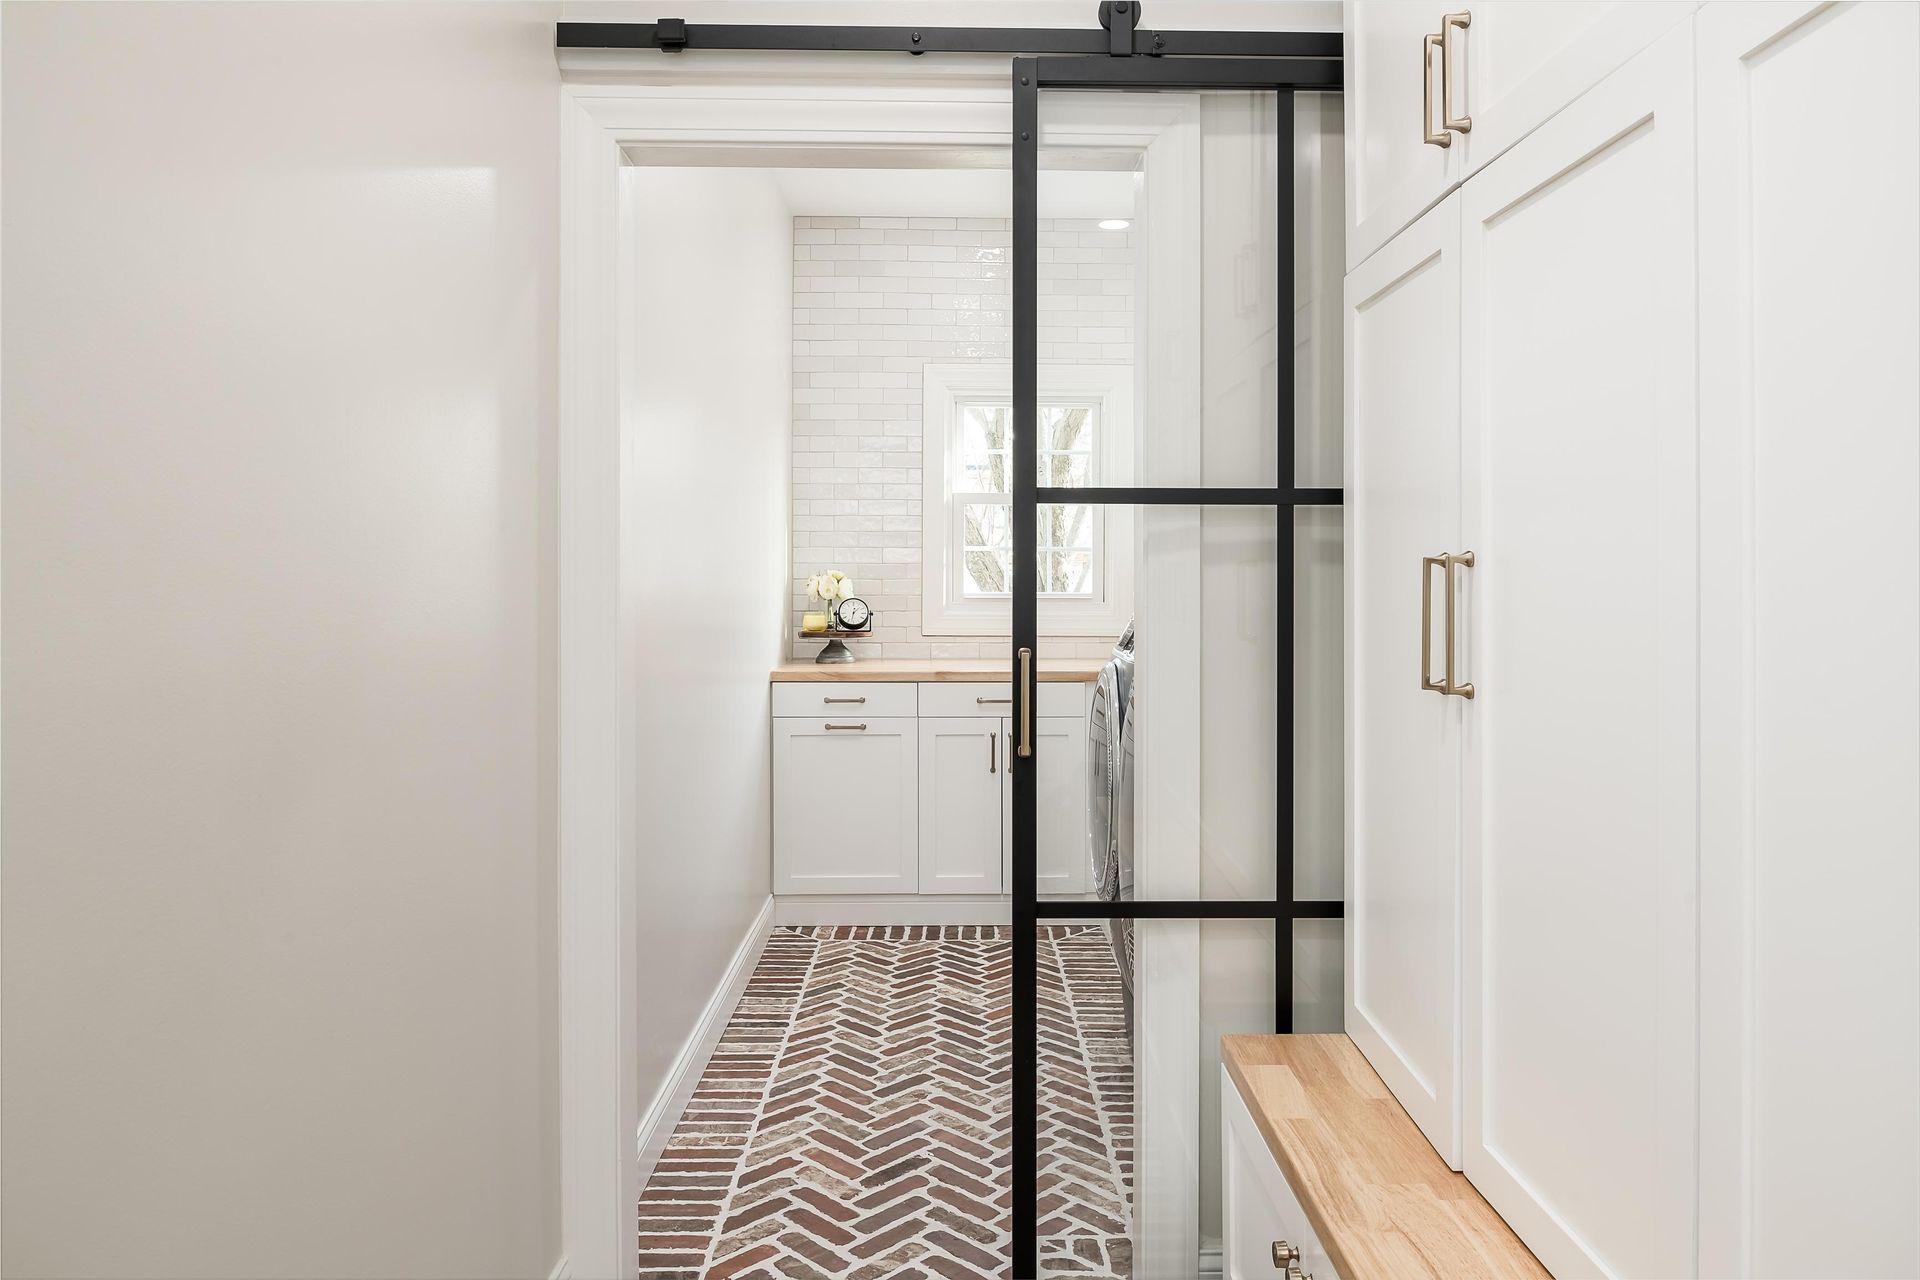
1696, 3, 1920, 1276
919, 717, 1004, 894
1343, 189, 1465, 1168
772, 717, 918, 894
1457, 23, 1698, 1279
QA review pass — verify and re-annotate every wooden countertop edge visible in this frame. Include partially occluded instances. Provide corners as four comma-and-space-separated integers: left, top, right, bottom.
1221, 1034, 1549, 1280
769, 661, 1101, 683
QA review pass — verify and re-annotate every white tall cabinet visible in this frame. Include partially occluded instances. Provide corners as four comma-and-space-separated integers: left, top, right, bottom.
1457, 27, 1698, 1278
1344, 191, 1464, 1166
1346, 3, 1920, 1276
1695, 4, 1920, 1277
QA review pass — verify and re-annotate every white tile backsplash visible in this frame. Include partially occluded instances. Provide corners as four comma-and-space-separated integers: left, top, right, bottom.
790, 216, 1134, 662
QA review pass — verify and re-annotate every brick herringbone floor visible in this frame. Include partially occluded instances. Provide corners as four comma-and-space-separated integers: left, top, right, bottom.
636, 925, 1133, 1280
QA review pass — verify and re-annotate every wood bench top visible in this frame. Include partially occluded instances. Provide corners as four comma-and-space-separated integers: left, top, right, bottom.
1222, 1034, 1549, 1280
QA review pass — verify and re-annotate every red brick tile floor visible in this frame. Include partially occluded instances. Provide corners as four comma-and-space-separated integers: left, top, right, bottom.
636, 925, 1133, 1279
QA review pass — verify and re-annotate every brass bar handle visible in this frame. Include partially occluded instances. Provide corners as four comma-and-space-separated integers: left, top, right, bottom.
1423, 32, 1452, 148
1421, 555, 1447, 693
1016, 646, 1034, 758
1443, 551, 1475, 699
823, 722, 867, 731
823, 695, 866, 704
989, 728, 997, 774
1442, 12, 1473, 133
975, 696, 1012, 705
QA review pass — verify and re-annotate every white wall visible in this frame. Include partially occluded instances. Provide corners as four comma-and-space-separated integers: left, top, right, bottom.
788, 215, 1133, 662
620, 168, 790, 1148
1, 5, 561, 1277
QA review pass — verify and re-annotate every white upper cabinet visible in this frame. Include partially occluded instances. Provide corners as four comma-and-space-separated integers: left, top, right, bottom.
1452, 3, 1694, 175
1696, 3, 1920, 1277
1344, 1, 1695, 270
1343, 189, 1464, 1167
1457, 23, 1698, 1279
1345, 2, 1462, 271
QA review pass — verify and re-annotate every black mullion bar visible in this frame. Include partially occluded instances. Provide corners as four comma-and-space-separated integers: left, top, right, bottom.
1034, 55, 1342, 89
1038, 899, 1345, 920
556, 21, 1342, 59
1038, 486, 1284, 505
1009, 58, 1040, 1280
1276, 89, 1298, 1036
1038, 486, 1344, 505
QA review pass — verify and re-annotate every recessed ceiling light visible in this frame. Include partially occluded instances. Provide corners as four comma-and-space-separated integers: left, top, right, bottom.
1098, 218, 1131, 231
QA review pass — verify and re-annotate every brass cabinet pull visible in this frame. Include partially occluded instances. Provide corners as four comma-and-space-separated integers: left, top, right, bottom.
1015, 647, 1034, 758
1423, 32, 1452, 148
1272, 1240, 1301, 1268
1421, 555, 1448, 693
823, 722, 867, 731
1442, 11, 1473, 133
1443, 551, 1475, 698
823, 695, 865, 704
989, 728, 997, 774
975, 696, 1012, 705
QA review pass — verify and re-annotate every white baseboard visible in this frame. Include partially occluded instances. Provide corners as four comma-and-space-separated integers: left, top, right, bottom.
634, 895, 775, 1186
772, 894, 1013, 926
548, 1256, 571, 1280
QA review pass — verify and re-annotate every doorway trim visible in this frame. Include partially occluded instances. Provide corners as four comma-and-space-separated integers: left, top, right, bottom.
558, 31, 1342, 1278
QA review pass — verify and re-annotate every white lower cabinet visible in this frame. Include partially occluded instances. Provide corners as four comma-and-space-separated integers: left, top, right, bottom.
774, 681, 1095, 898
1221, 1067, 1339, 1280
772, 716, 918, 894
1001, 716, 1091, 896
919, 717, 1003, 893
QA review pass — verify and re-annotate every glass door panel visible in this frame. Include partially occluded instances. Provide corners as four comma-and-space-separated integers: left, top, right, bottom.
1012, 54, 1342, 1280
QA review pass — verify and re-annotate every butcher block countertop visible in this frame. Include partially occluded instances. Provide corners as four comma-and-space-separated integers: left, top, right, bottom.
1221, 1035, 1548, 1280
769, 658, 1103, 683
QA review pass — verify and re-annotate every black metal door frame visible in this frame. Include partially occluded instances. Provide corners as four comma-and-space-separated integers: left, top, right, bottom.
1010, 52, 1343, 1279
556, 11, 1343, 1278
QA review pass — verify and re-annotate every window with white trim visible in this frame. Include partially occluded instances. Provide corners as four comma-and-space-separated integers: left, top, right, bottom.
922, 364, 1133, 637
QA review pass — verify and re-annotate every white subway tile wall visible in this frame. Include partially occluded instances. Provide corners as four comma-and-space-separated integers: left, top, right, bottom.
790, 216, 1135, 661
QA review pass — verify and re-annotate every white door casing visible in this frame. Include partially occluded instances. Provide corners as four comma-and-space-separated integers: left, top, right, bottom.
1458, 22, 1698, 1279
1697, 3, 1920, 1277
1343, 188, 1464, 1168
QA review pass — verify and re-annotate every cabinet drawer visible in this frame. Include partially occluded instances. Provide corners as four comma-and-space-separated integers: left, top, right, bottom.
1221, 1065, 1340, 1280
771, 681, 916, 718
918, 681, 1090, 719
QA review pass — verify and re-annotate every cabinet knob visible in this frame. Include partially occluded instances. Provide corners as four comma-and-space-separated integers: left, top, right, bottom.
1271, 1240, 1300, 1268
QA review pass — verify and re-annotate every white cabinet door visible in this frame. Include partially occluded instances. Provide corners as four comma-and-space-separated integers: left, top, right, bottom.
1343, 189, 1464, 1167
1458, 24, 1697, 1279
1003, 716, 1092, 896
1453, 2, 1694, 179
918, 717, 1003, 894
772, 717, 917, 894
1344, 1, 1462, 269
1696, 4, 1920, 1277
